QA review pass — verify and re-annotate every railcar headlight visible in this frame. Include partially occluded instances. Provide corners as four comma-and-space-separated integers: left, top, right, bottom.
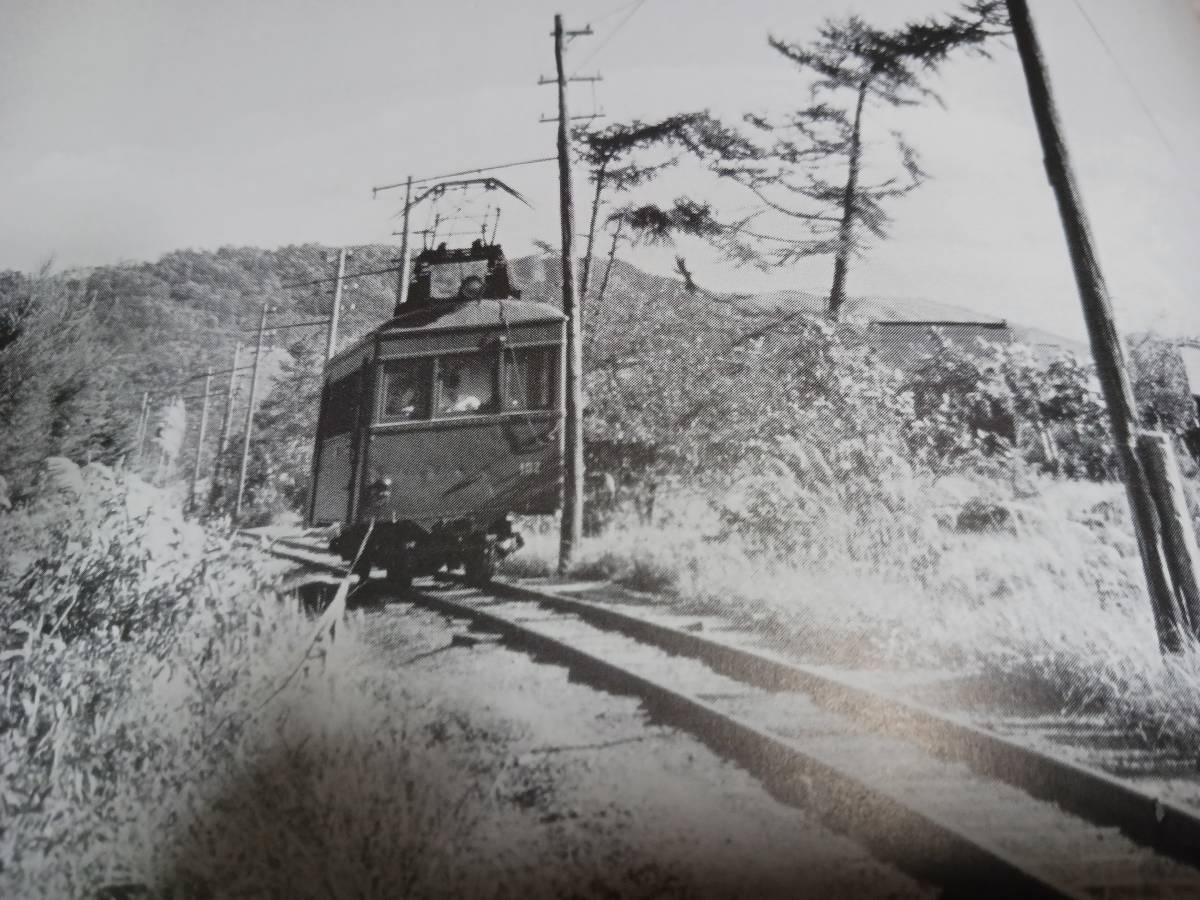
459, 275, 484, 301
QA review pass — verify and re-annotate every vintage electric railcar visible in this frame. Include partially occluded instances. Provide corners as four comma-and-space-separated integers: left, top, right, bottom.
306, 241, 564, 584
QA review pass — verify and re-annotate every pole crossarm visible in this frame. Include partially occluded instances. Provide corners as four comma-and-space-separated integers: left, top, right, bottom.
538, 74, 603, 84
540, 113, 606, 124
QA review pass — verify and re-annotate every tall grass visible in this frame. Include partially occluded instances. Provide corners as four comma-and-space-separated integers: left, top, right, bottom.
3, 470, 700, 899
510, 468, 1200, 745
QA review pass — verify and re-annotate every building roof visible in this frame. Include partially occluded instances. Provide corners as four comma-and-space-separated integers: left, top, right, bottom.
864, 320, 1013, 372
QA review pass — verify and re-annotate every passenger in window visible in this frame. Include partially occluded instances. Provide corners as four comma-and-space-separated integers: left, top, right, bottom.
383, 361, 429, 420
443, 370, 481, 413
438, 354, 494, 416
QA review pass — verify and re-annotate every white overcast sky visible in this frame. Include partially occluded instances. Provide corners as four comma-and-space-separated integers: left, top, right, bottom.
1, 0, 1198, 341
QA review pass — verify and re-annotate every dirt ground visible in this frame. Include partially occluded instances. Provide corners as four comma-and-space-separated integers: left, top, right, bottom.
359, 599, 934, 900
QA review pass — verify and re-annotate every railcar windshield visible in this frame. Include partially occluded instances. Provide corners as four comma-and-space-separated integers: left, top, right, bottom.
380, 359, 433, 421
436, 350, 496, 416
374, 345, 556, 424
503, 346, 555, 411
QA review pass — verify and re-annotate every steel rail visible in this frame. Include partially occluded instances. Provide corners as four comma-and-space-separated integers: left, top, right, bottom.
404, 582, 1090, 900
482, 578, 1200, 871
251, 537, 1200, 896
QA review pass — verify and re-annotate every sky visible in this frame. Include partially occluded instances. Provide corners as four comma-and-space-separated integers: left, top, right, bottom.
2, 0, 1198, 341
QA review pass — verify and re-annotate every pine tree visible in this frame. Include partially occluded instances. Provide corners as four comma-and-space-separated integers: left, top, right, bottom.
573, 114, 713, 310
614, 2, 1009, 319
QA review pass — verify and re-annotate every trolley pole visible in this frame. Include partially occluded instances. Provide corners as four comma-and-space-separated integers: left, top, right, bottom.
1008, 0, 1200, 652
393, 176, 413, 313
188, 368, 212, 513
234, 305, 268, 522
550, 13, 588, 574
326, 248, 347, 362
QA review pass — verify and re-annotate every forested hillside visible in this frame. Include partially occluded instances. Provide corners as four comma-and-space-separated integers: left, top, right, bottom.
0, 245, 400, 496
2, 242, 1192, 518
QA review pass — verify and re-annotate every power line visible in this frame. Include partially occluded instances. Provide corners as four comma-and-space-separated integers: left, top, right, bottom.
591, 0, 644, 24
570, 0, 648, 77
372, 156, 556, 194
1067, 0, 1182, 168
280, 264, 402, 290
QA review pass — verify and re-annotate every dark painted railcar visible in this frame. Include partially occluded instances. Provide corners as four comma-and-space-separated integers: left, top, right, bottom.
307, 241, 564, 584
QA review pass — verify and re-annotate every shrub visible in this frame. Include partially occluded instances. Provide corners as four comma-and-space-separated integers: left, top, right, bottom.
1, 472, 723, 900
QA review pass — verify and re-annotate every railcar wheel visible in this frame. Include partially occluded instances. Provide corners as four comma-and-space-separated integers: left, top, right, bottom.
384, 563, 413, 591
350, 551, 373, 581
464, 543, 498, 586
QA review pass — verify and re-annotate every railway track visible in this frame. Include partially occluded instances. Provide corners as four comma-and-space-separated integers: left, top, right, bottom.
254, 534, 1200, 899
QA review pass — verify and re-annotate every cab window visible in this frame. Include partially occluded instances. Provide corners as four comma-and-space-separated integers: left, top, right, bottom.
503, 346, 556, 411
380, 359, 432, 422
436, 351, 496, 417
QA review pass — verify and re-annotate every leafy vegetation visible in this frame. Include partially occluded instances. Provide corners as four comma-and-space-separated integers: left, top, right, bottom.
0, 244, 401, 505
3, 0, 1200, 891
2, 470, 717, 899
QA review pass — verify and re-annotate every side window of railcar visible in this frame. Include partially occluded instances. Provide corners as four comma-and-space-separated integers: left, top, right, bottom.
435, 351, 496, 417
320, 372, 361, 437
502, 346, 555, 411
380, 359, 432, 422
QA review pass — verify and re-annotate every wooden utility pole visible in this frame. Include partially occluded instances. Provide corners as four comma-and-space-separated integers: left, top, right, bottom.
549, 13, 590, 574
326, 248, 348, 362
234, 304, 268, 522
394, 176, 414, 312
188, 369, 212, 513
1007, 0, 1199, 652
134, 391, 150, 463
209, 344, 241, 506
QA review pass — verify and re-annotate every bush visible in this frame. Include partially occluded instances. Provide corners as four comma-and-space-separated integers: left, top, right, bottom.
1, 472, 723, 899
0, 468, 294, 893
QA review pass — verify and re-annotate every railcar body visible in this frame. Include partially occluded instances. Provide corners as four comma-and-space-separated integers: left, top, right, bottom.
307, 241, 564, 584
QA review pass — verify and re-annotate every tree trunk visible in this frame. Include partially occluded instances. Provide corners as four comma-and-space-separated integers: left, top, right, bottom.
828, 79, 869, 320
596, 216, 625, 312
580, 158, 608, 309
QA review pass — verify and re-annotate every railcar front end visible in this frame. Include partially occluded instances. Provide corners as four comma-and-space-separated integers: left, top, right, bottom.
307, 242, 564, 584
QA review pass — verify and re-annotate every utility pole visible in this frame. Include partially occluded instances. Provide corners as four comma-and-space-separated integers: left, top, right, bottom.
544, 13, 592, 574
235, 304, 269, 522
209, 344, 241, 507
394, 176, 413, 312
188, 368, 212, 514
134, 391, 149, 464
1008, 0, 1200, 653
326, 248, 348, 362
